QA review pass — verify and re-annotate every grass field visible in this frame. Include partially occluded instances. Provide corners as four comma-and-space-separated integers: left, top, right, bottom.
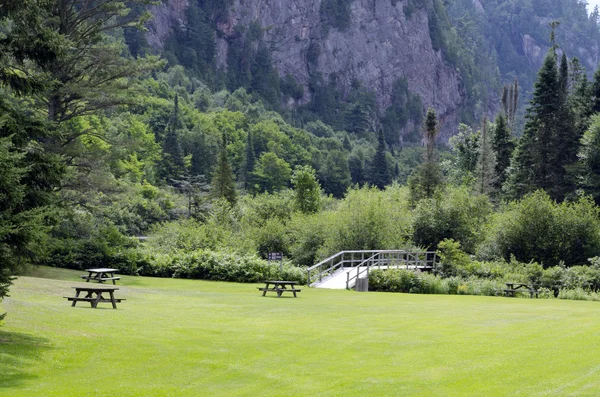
1, 267, 600, 396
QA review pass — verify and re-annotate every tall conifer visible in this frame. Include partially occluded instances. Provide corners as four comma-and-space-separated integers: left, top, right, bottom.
244, 131, 255, 190
161, 94, 185, 180
408, 108, 444, 203
369, 128, 390, 189
211, 134, 237, 205
476, 118, 496, 195
592, 66, 600, 114
491, 113, 514, 191
506, 51, 559, 199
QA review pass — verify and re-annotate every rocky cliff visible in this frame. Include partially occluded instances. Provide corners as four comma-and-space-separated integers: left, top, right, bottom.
148, 0, 465, 136
217, 0, 465, 134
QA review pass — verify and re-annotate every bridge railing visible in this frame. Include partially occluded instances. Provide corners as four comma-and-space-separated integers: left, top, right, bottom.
306, 250, 389, 286
307, 250, 432, 286
345, 251, 439, 289
306, 250, 439, 287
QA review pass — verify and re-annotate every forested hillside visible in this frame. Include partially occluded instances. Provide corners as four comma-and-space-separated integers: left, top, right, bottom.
4, 0, 600, 310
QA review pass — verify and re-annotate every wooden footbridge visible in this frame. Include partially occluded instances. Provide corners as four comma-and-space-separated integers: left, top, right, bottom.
307, 250, 438, 289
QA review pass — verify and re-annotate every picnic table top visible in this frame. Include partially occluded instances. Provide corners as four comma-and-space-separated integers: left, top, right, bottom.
264, 280, 297, 284
505, 282, 539, 288
72, 286, 119, 291
85, 268, 119, 273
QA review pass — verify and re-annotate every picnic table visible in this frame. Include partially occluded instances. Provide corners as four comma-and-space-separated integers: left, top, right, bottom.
258, 281, 302, 298
64, 286, 124, 309
504, 282, 539, 298
80, 268, 120, 284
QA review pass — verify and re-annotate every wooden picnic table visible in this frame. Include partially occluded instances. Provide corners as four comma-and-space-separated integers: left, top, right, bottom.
504, 282, 539, 298
64, 286, 125, 309
258, 281, 302, 298
81, 268, 120, 284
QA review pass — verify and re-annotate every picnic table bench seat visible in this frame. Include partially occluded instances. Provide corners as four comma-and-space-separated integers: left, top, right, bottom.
257, 287, 302, 297
64, 296, 126, 303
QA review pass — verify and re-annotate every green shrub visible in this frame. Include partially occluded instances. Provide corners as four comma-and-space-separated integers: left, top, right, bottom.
145, 218, 226, 254
137, 250, 306, 284
322, 185, 413, 254
369, 269, 448, 295
43, 213, 140, 271
412, 186, 492, 252
478, 191, 600, 267
436, 238, 471, 277
557, 288, 600, 302
253, 218, 291, 259
288, 213, 330, 266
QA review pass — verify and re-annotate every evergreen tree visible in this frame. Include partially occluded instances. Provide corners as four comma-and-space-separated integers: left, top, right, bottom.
0, 0, 66, 309
320, 150, 351, 198
244, 131, 256, 190
190, 131, 209, 176
501, 80, 519, 134
592, 65, 600, 114
161, 94, 186, 180
578, 114, 600, 205
506, 51, 559, 199
348, 154, 365, 186
210, 134, 237, 205
491, 113, 514, 191
408, 108, 444, 203
475, 118, 496, 195
369, 129, 391, 189
550, 52, 578, 199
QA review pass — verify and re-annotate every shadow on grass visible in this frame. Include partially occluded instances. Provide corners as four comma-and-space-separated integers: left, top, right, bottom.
0, 330, 52, 388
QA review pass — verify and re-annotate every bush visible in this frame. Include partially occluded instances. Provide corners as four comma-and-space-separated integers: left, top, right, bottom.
287, 213, 330, 266
557, 288, 600, 302
137, 249, 306, 284
412, 186, 492, 252
322, 185, 413, 254
368, 269, 507, 297
42, 213, 141, 271
253, 218, 291, 259
369, 269, 448, 294
478, 191, 600, 267
145, 218, 226, 254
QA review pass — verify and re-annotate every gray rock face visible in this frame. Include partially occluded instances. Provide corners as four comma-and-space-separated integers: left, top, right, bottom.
217, 0, 465, 136
147, 0, 189, 49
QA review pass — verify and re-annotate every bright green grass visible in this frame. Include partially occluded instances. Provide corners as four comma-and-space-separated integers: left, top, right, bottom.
2, 267, 600, 396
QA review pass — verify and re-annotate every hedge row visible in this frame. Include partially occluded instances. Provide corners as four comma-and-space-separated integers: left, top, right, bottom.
135, 250, 307, 284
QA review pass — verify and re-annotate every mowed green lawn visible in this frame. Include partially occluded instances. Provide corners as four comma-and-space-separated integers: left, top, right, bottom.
2, 267, 600, 396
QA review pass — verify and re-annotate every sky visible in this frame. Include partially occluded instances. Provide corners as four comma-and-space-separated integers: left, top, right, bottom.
589, 0, 600, 12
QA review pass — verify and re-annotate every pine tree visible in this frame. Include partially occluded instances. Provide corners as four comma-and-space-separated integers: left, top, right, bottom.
408, 108, 444, 203
210, 134, 237, 205
161, 94, 185, 180
475, 118, 496, 195
369, 128, 391, 189
550, 52, 578, 199
244, 131, 256, 190
592, 65, 600, 114
506, 51, 559, 199
491, 113, 514, 191
578, 114, 600, 204
501, 80, 519, 133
